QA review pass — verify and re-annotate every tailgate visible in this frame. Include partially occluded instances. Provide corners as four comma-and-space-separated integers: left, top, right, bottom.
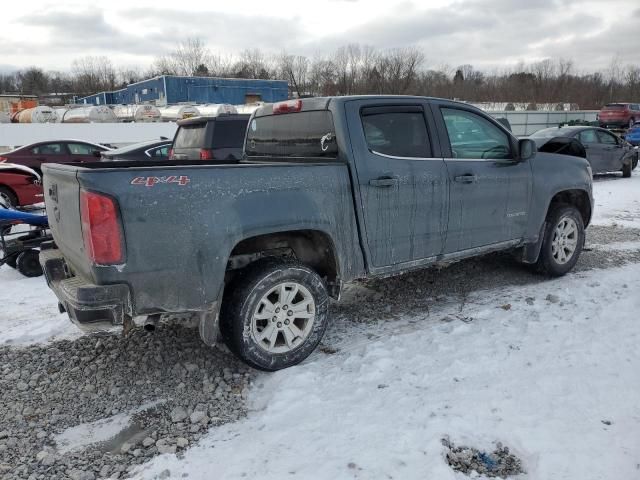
42, 164, 92, 280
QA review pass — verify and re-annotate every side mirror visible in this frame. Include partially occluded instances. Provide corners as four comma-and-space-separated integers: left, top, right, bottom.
92, 150, 102, 158
518, 138, 537, 161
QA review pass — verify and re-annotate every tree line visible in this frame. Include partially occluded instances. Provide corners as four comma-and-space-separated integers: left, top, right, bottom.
1, 39, 639, 109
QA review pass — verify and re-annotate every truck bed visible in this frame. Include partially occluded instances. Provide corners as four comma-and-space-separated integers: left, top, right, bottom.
42, 160, 364, 316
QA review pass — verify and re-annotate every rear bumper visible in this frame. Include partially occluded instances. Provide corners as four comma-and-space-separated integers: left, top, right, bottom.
40, 249, 131, 330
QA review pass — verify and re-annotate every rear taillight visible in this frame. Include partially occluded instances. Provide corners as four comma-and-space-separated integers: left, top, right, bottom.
0, 156, 7, 162
168, 148, 174, 159
80, 190, 124, 265
272, 99, 302, 114
199, 148, 213, 160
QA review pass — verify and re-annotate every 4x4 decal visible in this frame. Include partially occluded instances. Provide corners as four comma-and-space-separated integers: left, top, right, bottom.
131, 175, 190, 187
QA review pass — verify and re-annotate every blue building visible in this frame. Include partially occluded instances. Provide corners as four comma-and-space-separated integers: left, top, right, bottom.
78, 76, 289, 106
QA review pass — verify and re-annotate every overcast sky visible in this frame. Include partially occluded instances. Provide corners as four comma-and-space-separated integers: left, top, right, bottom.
1, 0, 638, 73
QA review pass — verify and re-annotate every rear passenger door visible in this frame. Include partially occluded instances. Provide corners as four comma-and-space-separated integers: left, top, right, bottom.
345, 100, 448, 269
577, 129, 607, 172
431, 104, 532, 253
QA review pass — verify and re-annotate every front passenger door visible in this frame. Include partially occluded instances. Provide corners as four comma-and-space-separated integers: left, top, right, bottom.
433, 105, 532, 253
596, 129, 626, 172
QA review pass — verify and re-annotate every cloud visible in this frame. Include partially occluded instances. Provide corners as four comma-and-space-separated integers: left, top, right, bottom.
0, 1, 637, 72
14, 9, 173, 56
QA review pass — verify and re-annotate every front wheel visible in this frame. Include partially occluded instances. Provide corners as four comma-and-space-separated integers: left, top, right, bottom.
622, 160, 632, 178
536, 205, 585, 276
220, 259, 329, 371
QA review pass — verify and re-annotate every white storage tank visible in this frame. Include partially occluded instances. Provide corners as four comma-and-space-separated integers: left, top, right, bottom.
235, 103, 263, 115
195, 103, 238, 116
61, 106, 117, 123
113, 104, 162, 123
159, 105, 200, 121
14, 106, 57, 123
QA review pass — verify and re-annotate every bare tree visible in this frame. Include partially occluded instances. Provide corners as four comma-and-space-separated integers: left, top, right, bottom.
154, 38, 212, 76
16, 67, 49, 95
71, 56, 116, 94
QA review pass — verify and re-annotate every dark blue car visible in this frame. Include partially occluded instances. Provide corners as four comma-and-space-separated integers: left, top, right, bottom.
626, 122, 640, 146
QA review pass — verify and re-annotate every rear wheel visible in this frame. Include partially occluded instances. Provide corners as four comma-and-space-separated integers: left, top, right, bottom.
536, 204, 584, 276
16, 249, 43, 277
220, 259, 329, 371
0, 186, 17, 210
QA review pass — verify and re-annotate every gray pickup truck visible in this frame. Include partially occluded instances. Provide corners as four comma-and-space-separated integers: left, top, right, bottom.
40, 96, 593, 370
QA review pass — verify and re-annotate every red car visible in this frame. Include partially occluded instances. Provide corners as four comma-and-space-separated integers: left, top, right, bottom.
598, 103, 640, 129
0, 163, 43, 209
0, 139, 110, 174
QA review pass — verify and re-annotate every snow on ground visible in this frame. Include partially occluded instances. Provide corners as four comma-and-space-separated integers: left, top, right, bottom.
1, 170, 639, 479
134, 264, 640, 480
54, 401, 165, 455
0, 264, 80, 345
592, 169, 640, 228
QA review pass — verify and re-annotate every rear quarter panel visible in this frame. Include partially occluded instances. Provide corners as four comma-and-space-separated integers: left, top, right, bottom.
76, 163, 363, 315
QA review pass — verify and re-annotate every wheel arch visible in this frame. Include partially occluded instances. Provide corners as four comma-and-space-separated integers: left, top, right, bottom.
521, 188, 591, 264
227, 229, 342, 299
547, 188, 591, 227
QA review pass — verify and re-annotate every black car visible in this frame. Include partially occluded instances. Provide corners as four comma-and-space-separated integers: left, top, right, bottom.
100, 139, 172, 162
530, 126, 637, 177
170, 114, 250, 161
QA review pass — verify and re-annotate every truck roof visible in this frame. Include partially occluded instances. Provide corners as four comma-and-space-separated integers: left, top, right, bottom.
253, 95, 483, 117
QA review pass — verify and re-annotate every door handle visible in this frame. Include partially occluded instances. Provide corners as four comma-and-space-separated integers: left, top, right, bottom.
369, 176, 399, 187
454, 174, 477, 184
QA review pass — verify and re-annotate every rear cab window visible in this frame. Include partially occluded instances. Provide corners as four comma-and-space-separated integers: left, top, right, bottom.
245, 110, 337, 158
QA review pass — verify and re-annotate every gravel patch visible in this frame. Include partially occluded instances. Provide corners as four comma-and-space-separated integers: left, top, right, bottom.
0, 325, 252, 479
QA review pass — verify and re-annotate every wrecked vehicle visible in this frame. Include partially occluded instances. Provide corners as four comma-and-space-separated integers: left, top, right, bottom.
40, 96, 593, 370
530, 126, 637, 177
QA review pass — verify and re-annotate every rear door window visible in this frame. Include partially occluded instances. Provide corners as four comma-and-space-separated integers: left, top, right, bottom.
31, 143, 65, 155
174, 124, 207, 148
212, 119, 249, 148
246, 111, 337, 158
361, 106, 431, 158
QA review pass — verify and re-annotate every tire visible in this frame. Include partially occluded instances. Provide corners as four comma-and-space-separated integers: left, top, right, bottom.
0, 186, 18, 210
536, 204, 585, 276
629, 118, 636, 129
633, 156, 638, 171
622, 160, 632, 178
16, 249, 43, 277
220, 258, 329, 371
